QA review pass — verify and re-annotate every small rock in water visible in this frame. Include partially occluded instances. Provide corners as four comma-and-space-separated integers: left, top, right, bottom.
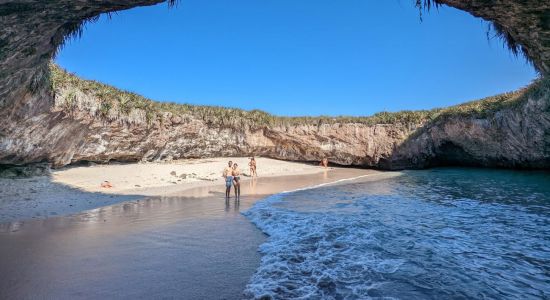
135, 184, 141, 187
179, 174, 187, 179
170, 171, 177, 176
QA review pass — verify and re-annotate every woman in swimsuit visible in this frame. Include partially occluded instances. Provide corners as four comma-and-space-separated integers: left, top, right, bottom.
320, 157, 329, 168
249, 157, 257, 177
232, 163, 241, 199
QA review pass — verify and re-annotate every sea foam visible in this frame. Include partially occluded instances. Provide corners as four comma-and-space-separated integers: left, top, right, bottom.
242, 169, 550, 299
242, 175, 404, 299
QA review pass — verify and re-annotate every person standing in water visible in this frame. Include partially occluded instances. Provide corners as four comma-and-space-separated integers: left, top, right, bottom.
249, 157, 257, 177
320, 157, 329, 168
232, 163, 241, 199
223, 161, 233, 198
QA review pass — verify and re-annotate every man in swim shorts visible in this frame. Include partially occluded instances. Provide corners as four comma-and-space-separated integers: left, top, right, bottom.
223, 161, 234, 198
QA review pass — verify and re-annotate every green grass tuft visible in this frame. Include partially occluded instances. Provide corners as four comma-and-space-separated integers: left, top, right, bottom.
50, 63, 544, 129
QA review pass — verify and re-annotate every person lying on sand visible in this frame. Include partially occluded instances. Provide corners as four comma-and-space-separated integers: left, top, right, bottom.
232, 163, 241, 199
222, 161, 233, 198
249, 157, 257, 177
100, 181, 113, 188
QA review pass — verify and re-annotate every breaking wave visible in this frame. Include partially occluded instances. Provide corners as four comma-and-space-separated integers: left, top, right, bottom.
242, 168, 550, 299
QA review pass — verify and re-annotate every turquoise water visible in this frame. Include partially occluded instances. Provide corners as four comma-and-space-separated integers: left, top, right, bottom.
243, 168, 550, 299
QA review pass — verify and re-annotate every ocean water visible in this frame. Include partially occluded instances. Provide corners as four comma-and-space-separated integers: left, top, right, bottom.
243, 168, 550, 299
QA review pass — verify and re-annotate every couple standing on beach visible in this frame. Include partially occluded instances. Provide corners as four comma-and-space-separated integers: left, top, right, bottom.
223, 157, 257, 199
223, 161, 241, 199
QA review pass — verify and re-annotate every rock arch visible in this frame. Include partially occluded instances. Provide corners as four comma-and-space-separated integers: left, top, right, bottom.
0, 0, 548, 169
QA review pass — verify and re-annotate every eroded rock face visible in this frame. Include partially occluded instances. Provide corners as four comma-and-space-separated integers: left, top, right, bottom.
1, 78, 548, 169
389, 83, 550, 169
0, 81, 418, 167
0, 1, 166, 105
0, 0, 168, 165
0, 0, 549, 169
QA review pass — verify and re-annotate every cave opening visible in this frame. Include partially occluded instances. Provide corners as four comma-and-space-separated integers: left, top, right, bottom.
53, 0, 538, 118
0, 0, 547, 170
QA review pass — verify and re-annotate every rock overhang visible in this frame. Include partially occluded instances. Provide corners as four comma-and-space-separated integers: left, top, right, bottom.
0, 0, 548, 170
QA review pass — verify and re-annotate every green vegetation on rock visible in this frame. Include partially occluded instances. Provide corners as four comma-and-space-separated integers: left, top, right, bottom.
50, 63, 544, 129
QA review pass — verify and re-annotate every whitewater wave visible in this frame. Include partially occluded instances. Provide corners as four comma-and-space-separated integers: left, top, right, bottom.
241, 169, 550, 299
241, 175, 404, 299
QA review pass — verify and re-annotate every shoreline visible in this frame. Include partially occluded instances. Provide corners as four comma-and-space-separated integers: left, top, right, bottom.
0, 157, 374, 223
0, 167, 388, 299
51, 157, 328, 196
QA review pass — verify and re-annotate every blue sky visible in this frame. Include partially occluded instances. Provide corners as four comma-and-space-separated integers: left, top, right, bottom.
56, 0, 537, 116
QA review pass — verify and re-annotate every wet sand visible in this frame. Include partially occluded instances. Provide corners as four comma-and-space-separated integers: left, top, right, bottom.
0, 157, 325, 222
0, 168, 380, 299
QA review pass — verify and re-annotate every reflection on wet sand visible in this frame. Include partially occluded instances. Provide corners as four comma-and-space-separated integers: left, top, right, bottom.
249, 176, 257, 194
225, 198, 241, 212
0, 168, 379, 299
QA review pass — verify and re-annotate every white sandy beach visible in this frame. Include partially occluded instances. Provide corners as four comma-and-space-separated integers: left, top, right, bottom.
0, 157, 331, 222
0, 167, 387, 299
52, 157, 324, 195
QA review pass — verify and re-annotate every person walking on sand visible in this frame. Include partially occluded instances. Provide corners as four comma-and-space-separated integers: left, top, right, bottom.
232, 163, 241, 199
223, 161, 233, 198
249, 157, 257, 177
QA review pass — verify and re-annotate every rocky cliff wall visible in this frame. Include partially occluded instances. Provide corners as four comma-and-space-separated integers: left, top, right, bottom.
1, 67, 547, 169
389, 80, 550, 169
0, 70, 417, 167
